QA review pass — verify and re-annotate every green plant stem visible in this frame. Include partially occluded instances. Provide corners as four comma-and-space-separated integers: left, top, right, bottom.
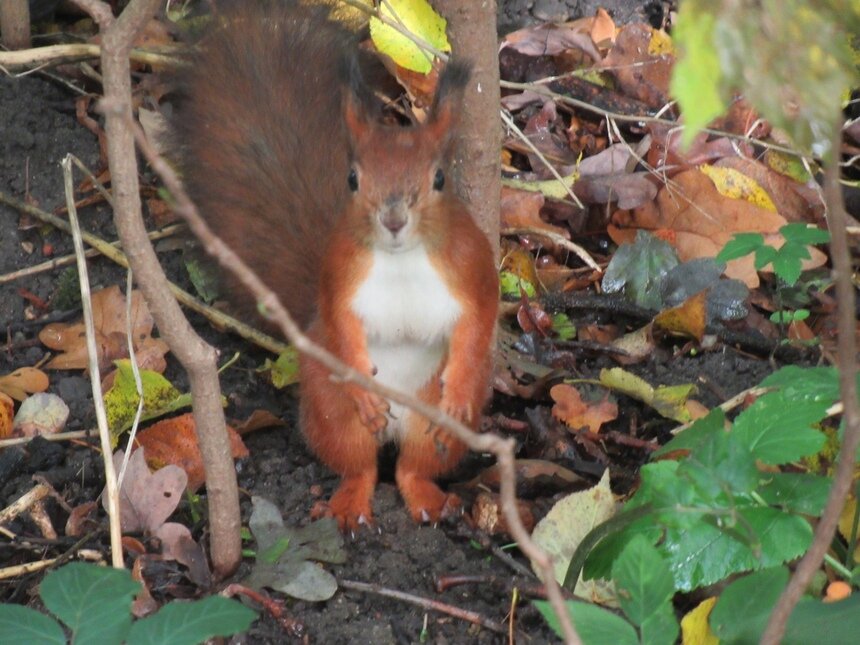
823, 553, 852, 580
563, 503, 654, 590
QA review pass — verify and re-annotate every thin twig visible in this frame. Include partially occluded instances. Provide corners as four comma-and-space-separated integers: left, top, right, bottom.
61, 154, 123, 569
761, 119, 860, 643
339, 579, 507, 635
501, 226, 600, 272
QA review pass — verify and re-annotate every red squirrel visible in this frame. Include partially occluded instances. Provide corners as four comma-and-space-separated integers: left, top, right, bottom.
174, 2, 498, 530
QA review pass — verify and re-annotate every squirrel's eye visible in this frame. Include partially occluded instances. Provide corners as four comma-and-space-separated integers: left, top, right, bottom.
347, 168, 359, 192
432, 168, 445, 191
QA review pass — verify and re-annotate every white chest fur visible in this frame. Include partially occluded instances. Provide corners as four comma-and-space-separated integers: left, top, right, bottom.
351, 246, 462, 440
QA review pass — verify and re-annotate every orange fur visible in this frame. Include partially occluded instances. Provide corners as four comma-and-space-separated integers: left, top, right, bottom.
177, 2, 498, 531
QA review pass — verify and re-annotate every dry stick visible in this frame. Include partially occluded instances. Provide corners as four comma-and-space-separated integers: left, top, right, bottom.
501, 227, 600, 272
71, 0, 242, 577
0, 190, 287, 354
127, 111, 576, 643
0, 225, 182, 285
0, 43, 175, 74
0, 430, 90, 449
0, 483, 50, 526
761, 122, 860, 642
61, 155, 123, 568
339, 579, 508, 635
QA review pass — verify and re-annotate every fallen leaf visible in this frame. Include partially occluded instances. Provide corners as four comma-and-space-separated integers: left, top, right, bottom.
653, 290, 708, 341
0, 367, 49, 401
602, 23, 673, 108
154, 522, 211, 589
106, 448, 187, 534
590, 8, 616, 47
135, 412, 248, 491
599, 367, 700, 423
530, 469, 618, 605
0, 393, 14, 439
680, 597, 719, 645
471, 491, 535, 535
551, 384, 618, 433
39, 286, 169, 373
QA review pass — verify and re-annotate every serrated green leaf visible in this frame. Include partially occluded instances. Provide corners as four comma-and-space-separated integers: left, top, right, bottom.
780, 223, 830, 245
760, 366, 840, 404
771, 243, 810, 286
0, 605, 65, 645
612, 535, 674, 625
641, 603, 680, 645
499, 271, 536, 298
655, 408, 725, 457
717, 233, 765, 262
41, 562, 139, 645
709, 566, 789, 644
534, 600, 638, 645
677, 425, 758, 500
663, 506, 811, 591
757, 473, 831, 515
126, 596, 255, 645
753, 244, 778, 270
670, 10, 725, 148
551, 313, 576, 341
732, 390, 828, 464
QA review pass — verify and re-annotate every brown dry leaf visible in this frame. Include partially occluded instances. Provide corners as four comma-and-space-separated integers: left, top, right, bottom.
135, 413, 249, 492
518, 301, 554, 336
590, 8, 616, 47
154, 522, 211, 588
466, 459, 585, 491
65, 501, 99, 538
471, 491, 535, 536
551, 384, 618, 433
653, 290, 708, 341
601, 23, 673, 108
232, 409, 286, 435
0, 392, 14, 439
106, 448, 187, 534
501, 186, 568, 237
646, 123, 752, 172
609, 168, 788, 287
500, 18, 599, 59
39, 286, 169, 373
0, 367, 49, 401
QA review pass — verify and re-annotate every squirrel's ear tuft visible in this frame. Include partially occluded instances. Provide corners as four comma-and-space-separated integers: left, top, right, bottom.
426, 60, 471, 141
343, 56, 376, 143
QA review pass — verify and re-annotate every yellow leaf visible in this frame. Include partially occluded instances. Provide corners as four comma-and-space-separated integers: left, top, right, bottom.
700, 164, 777, 211
648, 28, 674, 56
681, 597, 719, 645
369, 0, 450, 74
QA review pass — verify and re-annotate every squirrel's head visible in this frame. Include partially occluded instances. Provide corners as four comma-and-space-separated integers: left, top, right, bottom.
342, 61, 471, 253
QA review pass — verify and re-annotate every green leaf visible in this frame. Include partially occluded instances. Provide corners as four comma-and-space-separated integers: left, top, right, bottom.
640, 603, 680, 645
184, 255, 220, 304
0, 605, 65, 645
269, 347, 300, 389
662, 507, 811, 591
655, 408, 725, 458
784, 595, 860, 645
126, 596, 256, 645
732, 390, 828, 464
709, 566, 789, 643
612, 535, 674, 625
670, 9, 725, 148
716, 233, 764, 262
534, 600, 638, 645
757, 473, 831, 515
760, 366, 840, 405
677, 425, 759, 500
40, 562, 139, 645
551, 313, 576, 341
780, 223, 830, 246
601, 230, 679, 310
753, 244, 778, 271
499, 271, 536, 298
771, 243, 810, 286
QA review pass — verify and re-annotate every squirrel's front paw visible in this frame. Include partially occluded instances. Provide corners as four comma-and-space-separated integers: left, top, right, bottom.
348, 387, 389, 433
439, 392, 474, 425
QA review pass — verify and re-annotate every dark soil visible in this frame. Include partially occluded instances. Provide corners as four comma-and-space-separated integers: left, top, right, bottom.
0, 3, 779, 643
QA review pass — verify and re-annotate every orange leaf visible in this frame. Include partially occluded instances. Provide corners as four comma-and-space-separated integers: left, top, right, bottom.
135, 413, 249, 491
550, 384, 618, 433
653, 290, 708, 341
